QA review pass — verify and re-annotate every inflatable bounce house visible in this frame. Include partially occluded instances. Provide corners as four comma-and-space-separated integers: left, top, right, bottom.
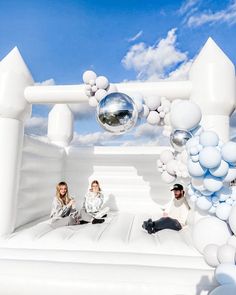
0, 37, 236, 295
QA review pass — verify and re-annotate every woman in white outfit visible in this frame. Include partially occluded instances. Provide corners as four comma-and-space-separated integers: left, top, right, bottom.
50, 181, 80, 227
80, 180, 109, 224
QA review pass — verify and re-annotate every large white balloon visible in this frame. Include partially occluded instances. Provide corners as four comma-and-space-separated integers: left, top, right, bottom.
187, 160, 207, 177
199, 131, 219, 147
170, 100, 202, 130
221, 142, 236, 164
217, 244, 236, 264
196, 196, 212, 211
228, 205, 236, 235
215, 263, 236, 285
192, 216, 232, 253
82, 70, 97, 84
209, 285, 236, 295
95, 76, 109, 90
203, 174, 223, 192
144, 96, 161, 111
199, 147, 222, 169
161, 171, 176, 183
203, 244, 220, 267
160, 150, 174, 164
210, 160, 229, 178
146, 111, 160, 125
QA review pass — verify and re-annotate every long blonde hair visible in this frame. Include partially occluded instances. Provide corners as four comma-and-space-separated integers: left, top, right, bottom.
56, 181, 72, 206
89, 180, 101, 192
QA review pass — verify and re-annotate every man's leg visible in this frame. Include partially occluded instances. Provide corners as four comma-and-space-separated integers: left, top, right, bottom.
153, 217, 182, 233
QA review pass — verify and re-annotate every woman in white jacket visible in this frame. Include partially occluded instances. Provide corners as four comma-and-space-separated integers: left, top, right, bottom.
50, 181, 80, 227
80, 180, 109, 224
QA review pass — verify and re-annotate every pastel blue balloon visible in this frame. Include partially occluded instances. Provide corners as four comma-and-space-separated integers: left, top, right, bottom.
196, 196, 212, 211
199, 131, 219, 147
187, 159, 207, 177
221, 142, 236, 164
199, 147, 221, 169
216, 186, 232, 201
203, 174, 223, 192
215, 263, 236, 285
223, 166, 236, 182
209, 284, 236, 295
215, 203, 232, 220
201, 189, 213, 196
209, 160, 229, 178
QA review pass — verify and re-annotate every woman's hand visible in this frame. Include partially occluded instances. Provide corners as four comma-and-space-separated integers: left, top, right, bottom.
68, 200, 76, 207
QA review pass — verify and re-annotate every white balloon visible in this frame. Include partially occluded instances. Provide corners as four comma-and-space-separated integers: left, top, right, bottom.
91, 85, 98, 92
196, 196, 212, 211
199, 147, 222, 169
180, 150, 188, 164
159, 111, 165, 118
190, 146, 199, 156
223, 166, 236, 183
187, 160, 207, 177
229, 205, 236, 235
144, 96, 161, 111
210, 160, 229, 178
216, 186, 232, 202
95, 76, 109, 90
203, 174, 223, 192
191, 176, 205, 192
166, 159, 178, 176
186, 136, 200, 150
192, 216, 232, 253
227, 235, 236, 249
209, 285, 236, 295
95, 89, 107, 102
146, 111, 160, 125
221, 142, 236, 164
82, 70, 97, 84
160, 150, 174, 164
89, 79, 96, 86
209, 206, 217, 214
199, 131, 219, 147
203, 244, 220, 267
216, 203, 232, 221
191, 155, 199, 162
163, 113, 170, 125
170, 100, 202, 130
215, 263, 236, 285
88, 97, 98, 107
161, 171, 176, 183
217, 244, 236, 264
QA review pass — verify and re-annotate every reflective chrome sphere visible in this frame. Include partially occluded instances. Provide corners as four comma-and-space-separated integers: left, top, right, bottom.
96, 92, 138, 134
170, 129, 192, 152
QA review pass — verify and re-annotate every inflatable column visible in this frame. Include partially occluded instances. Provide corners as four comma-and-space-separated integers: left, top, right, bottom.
0, 48, 33, 236
47, 104, 74, 147
189, 38, 236, 142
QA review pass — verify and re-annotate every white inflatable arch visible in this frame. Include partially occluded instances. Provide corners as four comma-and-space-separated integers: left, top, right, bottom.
0, 37, 235, 295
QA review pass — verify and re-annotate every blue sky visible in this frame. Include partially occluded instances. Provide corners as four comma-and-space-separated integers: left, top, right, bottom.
0, 0, 236, 145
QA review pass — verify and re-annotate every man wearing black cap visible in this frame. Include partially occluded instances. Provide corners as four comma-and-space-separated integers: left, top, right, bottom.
142, 183, 190, 234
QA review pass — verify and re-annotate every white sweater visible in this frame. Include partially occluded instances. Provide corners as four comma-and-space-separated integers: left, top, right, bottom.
168, 197, 190, 226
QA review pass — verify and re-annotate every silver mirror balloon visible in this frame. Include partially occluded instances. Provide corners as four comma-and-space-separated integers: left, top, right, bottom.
170, 129, 192, 152
96, 92, 138, 134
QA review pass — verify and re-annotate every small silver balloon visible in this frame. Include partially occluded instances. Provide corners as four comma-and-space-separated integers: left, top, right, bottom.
96, 92, 138, 134
170, 129, 192, 152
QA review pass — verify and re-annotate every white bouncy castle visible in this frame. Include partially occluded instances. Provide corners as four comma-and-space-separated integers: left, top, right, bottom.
0, 37, 236, 295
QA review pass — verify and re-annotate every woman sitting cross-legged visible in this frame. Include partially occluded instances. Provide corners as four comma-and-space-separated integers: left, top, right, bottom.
50, 181, 80, 227
80, 180, 109, 224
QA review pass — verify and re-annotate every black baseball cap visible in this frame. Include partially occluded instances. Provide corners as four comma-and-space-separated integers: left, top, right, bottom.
171, 184, 184, 191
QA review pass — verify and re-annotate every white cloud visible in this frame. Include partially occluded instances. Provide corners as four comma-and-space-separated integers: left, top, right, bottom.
181, 0, 236, 27
122, 28, 188, 81
178, 0, 200, 15
34, 78, 55, 86
128, 30, 143, 42
71, 131, 117, 146
24, 116, 48, 136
